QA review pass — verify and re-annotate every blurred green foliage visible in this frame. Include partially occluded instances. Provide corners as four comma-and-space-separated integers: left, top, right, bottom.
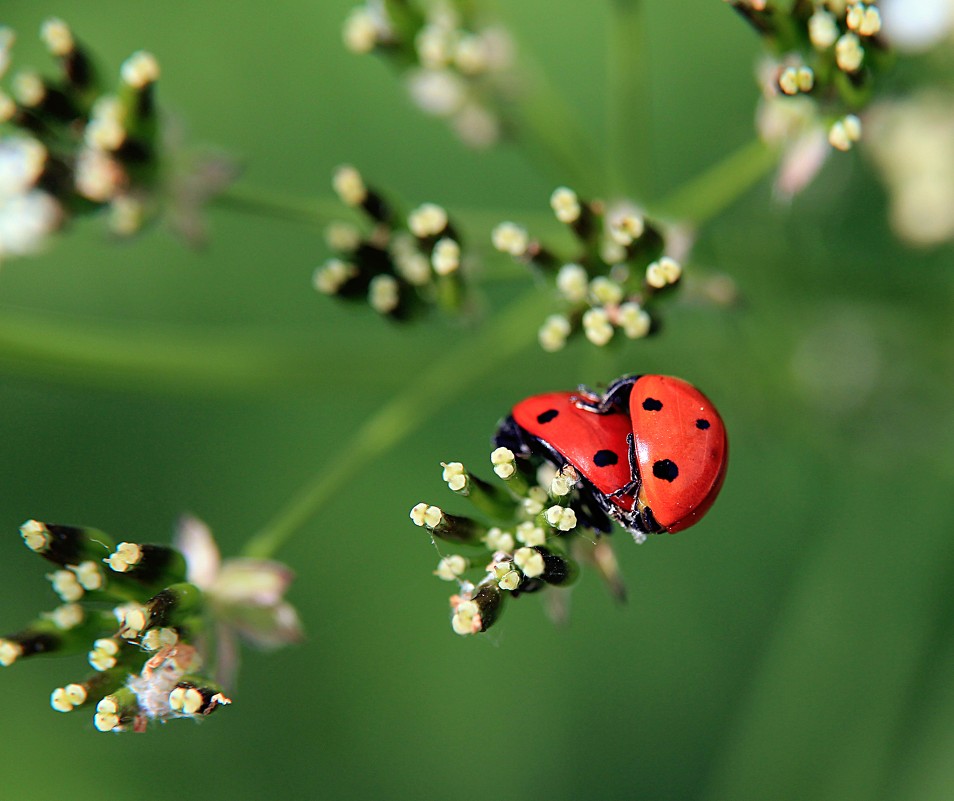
1, 1, 953, 800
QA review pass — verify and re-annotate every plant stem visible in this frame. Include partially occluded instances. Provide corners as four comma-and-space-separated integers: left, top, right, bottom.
508, 84, 601, 197
212, 186, 342, 226
0, 308, 332, 395
654, 137, 777, 225
482, 1, 603, 195
607, 0, 652, 198
241, 288, 551, 559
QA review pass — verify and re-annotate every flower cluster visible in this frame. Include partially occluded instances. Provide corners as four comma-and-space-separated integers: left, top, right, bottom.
411, 447, 630, 636
314, 164, 469, 320
865, 92, 954, 246
492, 187, 682, 352
728, 0, 895, 200
1, 517, 301, 732
0, 19, 233, 260
729, 1, 892, 152
0, 19, 165, 259
343, 0, 513, 148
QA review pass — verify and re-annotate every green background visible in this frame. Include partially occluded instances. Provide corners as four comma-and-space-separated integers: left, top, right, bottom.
2, 1, 954, 800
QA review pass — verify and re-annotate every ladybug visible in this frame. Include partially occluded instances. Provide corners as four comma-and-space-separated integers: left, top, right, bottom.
494, 374, 728, 538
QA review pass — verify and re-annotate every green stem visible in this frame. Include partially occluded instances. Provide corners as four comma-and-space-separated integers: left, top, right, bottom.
212, 185, 342, 226
653, 137, 777, 225
241, 288, 551, 559
508, 90, 600, 197
607, 0, 652, 198
0, 308, 335, 395
483, 1, 603, 195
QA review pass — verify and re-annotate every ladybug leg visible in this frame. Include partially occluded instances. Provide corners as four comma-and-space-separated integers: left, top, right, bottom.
609, 432, 642, 498
570, 384, 605, 412
639, 506, 663, 534
574, 374, 641, 414
600, 374, 639, 411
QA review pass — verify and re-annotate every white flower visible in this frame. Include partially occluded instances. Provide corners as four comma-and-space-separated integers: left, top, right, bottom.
175, 516, 302, 687
865, 93, 954, 245
0, 190, 60, 260
880, 0, 954, 52
0, 136, 61, 260
406, 69, 466, 117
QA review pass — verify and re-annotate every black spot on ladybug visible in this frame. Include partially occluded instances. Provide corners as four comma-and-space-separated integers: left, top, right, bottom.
593, 449, 619, 467
696, 419, 710, 430
536, 409, 559, 424
652, 459, 679, 482
642, 397, 663, 411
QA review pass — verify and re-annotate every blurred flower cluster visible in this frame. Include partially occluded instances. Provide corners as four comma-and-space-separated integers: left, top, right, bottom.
0, 19, 234, 262
732, 0, 954, 246
411, 447, 629, 636
729, 0, 892, 158
1, 517, 300, 733
343, 0, 514, 148
860, 0, 954, 246
314, 164, 469, 320
726, 0, 889, 198
864, 92, 954, 246
492, 187, 683, 352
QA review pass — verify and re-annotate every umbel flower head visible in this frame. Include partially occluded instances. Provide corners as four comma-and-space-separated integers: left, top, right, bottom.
0, 19, 233, 262
411, 448, 632, 636
342, 0, 514, 148
727, 1, 895, 194
314, 164, 470, 320
2, 517, 301, 732
492, 187, 683, 352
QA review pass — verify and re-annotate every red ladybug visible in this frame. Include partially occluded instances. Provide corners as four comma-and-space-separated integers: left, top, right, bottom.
495, 374, 727, 537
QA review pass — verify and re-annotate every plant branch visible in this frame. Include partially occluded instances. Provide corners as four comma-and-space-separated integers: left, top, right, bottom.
241, 288, 551, 559
212, 186, 342, 226
654, 137, 777, 226
608, 0, 653, 198
0, 308, 342, 395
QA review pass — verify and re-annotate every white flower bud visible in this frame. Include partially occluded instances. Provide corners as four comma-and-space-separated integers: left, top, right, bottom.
582, 307, 614, 346
557, 263, 589, 303
435, 555, 469, 581
431, 237, 461, 275
550, 186, 581, 223
491, 222, 529, 256
441, 461, 467, 492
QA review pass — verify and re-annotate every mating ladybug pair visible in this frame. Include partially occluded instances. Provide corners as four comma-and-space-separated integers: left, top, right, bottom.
496, 374, 728, 538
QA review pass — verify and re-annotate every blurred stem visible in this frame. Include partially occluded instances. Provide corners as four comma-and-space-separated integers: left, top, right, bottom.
508, 82, 601, 197
0, 308, 335, 395
608, 0, 652, 198
654, 137, 777, 225
212, 185, 341, 226
483, 1, 602, 195
241, 288, 550, 559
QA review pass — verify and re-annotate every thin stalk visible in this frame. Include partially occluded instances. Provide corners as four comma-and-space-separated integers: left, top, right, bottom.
242, 288, 550, 559
212, 185, 342, 226
0, 309, 331, 395
508, 87, 601, 197
654, 137, 777, 225
607, 0, 652, 198
483, 0, 603, 194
